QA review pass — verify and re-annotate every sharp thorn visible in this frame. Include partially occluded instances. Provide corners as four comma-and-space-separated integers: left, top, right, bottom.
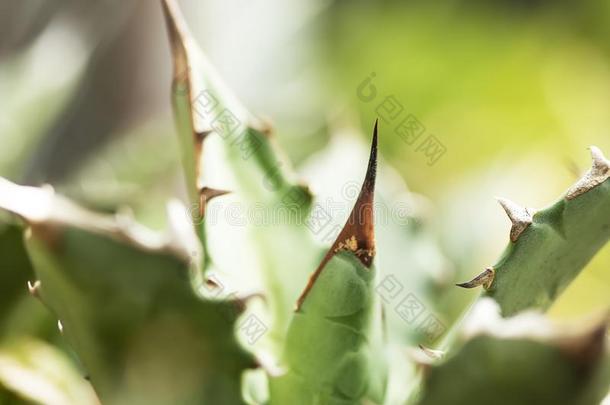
496, 197, 533, 242
590, 146, 610, 172
566, 146, 610, 200
418, 344, 445, 360
27, 280, 40, 297
200, 187, 231, 202
296, 120, 378, 310
456, 267, 495, 290
198, 187, 230, 218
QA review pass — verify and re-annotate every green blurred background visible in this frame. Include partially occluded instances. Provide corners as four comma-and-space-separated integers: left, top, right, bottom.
1, 0, 609, 326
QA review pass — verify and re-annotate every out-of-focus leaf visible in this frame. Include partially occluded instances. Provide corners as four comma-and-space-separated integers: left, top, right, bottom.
57, 120, 181, 229
0, 223, 33, 332
0, 19, 87, 180
0, 338, 99, 405
0, 178, 256, 405
161, 0, 323, 351
269, 252, 387, 404
416, 299, 610, 405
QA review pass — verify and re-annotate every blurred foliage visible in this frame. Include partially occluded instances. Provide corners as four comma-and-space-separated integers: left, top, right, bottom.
321, 0, 610, 193
0, 0, 609, 403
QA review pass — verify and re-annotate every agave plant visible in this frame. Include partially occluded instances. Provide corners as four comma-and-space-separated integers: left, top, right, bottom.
0, 1, 609, 404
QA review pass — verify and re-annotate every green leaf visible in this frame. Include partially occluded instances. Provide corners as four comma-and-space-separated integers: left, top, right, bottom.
458, 147, 610, 316
270, 252, 387, 405
161, 0, 323, 349
0, 20, 87, 180
270, 127, 388, 404
0, 338, 98, 405
0, 178, 256, 404
416, 299, 610, 405
0, 223, 33, 334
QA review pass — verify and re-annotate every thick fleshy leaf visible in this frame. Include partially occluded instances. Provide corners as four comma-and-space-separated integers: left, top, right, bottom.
270, 252, 388, 405
270, 128, 388, 404
457, 147, 610, 316
161, 0, 322, 348
0, 338, 99, 405
0, 178, 255, 404
300, 130, 452, 344
416, 299, 610, 405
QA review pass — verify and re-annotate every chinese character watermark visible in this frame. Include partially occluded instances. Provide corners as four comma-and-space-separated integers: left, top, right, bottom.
376, 274, 446, 343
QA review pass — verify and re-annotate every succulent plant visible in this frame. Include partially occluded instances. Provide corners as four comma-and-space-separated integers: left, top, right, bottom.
0, 1, 609, 404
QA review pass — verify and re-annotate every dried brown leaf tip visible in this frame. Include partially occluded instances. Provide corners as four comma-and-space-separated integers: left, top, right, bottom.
161, 0, 190, 88
566, 146, 610, 200
296, 120, 378, 310
456, 267, 495, 290
496, 197, 533, 242
322, 118, 377, 266
333, 119, 378, 262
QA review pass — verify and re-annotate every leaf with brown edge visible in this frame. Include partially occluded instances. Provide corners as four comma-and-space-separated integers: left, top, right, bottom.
160, 0, 324, 350
296, 119, 378, 311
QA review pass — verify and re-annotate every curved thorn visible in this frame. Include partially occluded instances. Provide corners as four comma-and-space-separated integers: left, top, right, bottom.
456, 267, 495, 290
566, 146, 610, 200
418, 344, 445, 360
200, 187, 231, 202
295, 120, 378, 310
496, 197, 533, 242
199, 187, 230, 217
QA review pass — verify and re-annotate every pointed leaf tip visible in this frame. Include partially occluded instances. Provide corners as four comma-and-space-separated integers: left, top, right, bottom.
337, 119, 378, 264
496, 197, 533, 242
418, 344, 445, 360
295, 122, 378, 310
367, 119, 378, 193
198, 187, 231, 217
160, 0, 189, 79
